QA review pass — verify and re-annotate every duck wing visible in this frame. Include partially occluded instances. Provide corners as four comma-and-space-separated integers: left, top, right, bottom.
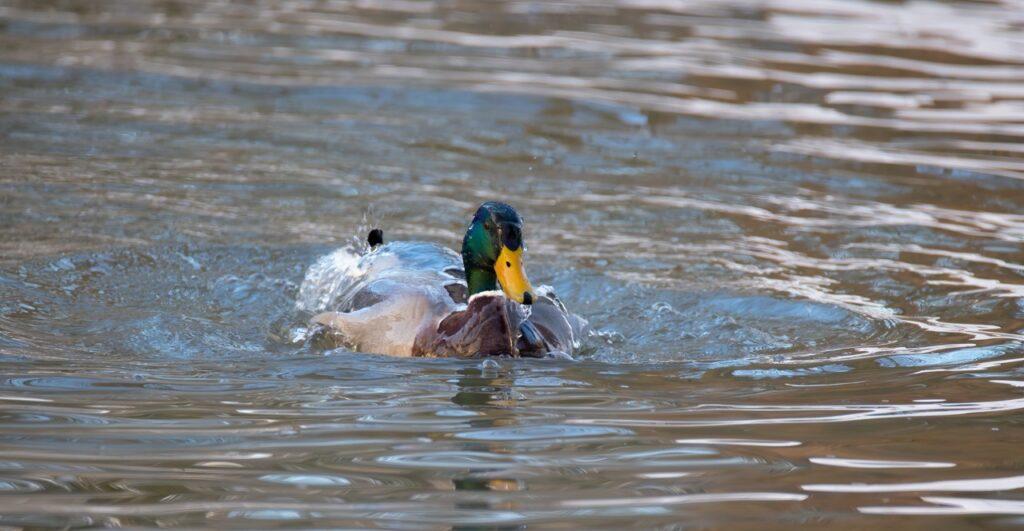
516, 291, 588, 358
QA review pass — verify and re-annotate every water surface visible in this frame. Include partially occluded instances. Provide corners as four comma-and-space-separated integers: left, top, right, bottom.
1, 0, 1024, 527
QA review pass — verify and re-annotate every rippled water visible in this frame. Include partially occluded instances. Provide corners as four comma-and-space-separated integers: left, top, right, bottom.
2, 0, 1024, 527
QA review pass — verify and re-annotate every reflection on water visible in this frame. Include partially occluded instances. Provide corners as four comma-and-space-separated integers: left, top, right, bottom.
1, 0, 1024, 527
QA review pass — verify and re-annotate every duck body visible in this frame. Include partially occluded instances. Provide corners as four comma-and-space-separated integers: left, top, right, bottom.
300, 205, 587, 358
301, 242, 585, 360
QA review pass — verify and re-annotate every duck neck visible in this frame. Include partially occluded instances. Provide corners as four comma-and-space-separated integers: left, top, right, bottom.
466, 266, 497, 297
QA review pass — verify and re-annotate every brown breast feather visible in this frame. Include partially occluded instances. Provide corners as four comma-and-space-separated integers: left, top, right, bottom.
412, 293, 580, 358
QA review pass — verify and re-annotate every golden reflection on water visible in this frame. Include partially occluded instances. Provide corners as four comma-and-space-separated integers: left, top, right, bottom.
0, 0, 1023, 527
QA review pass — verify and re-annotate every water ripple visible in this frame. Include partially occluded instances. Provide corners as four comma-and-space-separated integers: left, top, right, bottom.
2, 0, 1024, 527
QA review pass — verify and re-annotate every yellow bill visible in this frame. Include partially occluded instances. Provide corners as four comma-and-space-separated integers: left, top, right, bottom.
495, 246, 535, 304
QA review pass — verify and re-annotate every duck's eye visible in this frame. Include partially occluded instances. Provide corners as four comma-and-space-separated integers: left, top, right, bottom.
506, 261, 511, 268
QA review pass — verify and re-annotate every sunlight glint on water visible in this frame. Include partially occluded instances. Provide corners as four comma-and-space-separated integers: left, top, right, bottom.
0, 0, 1023, 527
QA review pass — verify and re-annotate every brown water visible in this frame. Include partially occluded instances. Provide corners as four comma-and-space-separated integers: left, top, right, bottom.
1, 0, 1024, 527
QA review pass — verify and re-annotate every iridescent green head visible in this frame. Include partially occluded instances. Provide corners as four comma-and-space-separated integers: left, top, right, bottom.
462, 202, 535, 304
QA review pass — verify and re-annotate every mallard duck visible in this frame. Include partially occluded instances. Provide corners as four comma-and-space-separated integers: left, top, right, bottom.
303, 202, 587, 358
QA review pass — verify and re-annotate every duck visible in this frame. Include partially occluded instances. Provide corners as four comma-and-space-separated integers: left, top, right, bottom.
302, 202, 587, 358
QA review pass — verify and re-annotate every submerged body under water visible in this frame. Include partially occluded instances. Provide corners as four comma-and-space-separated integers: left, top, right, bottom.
2, 0, 1024, 528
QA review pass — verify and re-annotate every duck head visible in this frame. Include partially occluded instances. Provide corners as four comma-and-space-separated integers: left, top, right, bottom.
462, 202, 535, 305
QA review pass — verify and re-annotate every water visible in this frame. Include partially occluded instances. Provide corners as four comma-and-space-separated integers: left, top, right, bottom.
1, 0, 1023, 527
